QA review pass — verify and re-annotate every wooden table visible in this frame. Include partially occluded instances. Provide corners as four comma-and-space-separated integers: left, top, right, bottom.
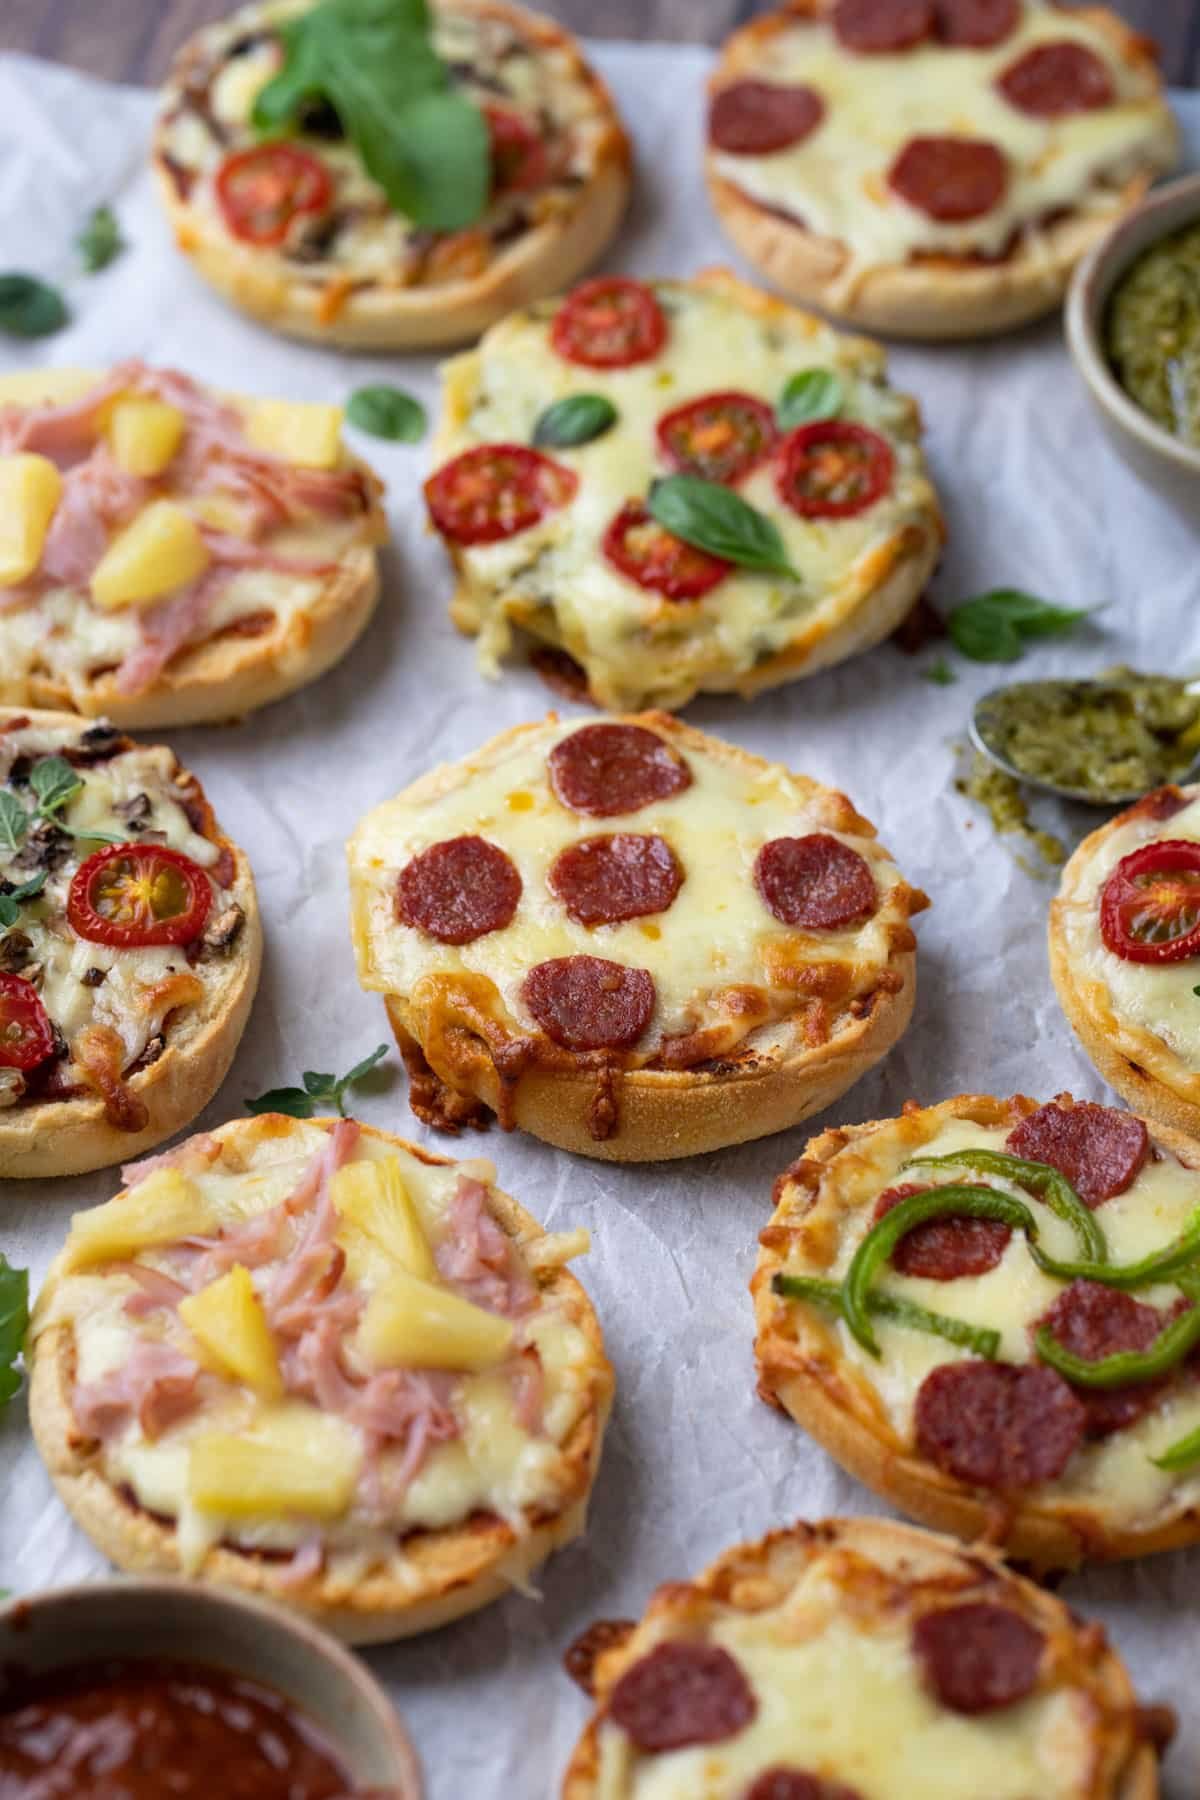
6, 0, 1200, 86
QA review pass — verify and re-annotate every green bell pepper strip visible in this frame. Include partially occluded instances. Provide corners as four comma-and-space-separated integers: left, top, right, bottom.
905, 1149, 1107, 1268
1035, 1303, 1200, 1390
1017, 1205, 1200, 1291
771, 1272, 1001, 1360
1151, 1424, 1200, 1472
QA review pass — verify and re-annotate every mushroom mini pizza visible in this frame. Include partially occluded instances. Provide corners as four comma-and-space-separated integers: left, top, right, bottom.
0, 709, 261, 1180
348, 713, 928, 1163
0, 365, 386, 730
426, 268, 943, 712
755, 1093, 1200, 1571
153, 0, 631, 350
29, 1114, 612, 1644
561, 1517, 1168, 1800
705, 1, 1179, 340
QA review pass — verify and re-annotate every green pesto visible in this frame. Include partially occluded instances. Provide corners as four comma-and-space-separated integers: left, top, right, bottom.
956, 752, 1066, 867
1106, 221, 1200, 446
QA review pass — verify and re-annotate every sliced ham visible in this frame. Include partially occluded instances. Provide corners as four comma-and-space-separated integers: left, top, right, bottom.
122, 1134, 221, 1186
113, 568, 229, 696
115, 1262, 190, 1318
0, 366, 137, 467
199, 527, 337, 578
72, 1339, 202, 1441
280, 1315, 362, 1414
273, 1535, 326, 1590
436, 1176, 536, 1319
508, 1347, 544, 1435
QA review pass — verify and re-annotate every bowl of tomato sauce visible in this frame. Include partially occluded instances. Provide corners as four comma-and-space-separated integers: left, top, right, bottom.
0, 1579, 421, 1798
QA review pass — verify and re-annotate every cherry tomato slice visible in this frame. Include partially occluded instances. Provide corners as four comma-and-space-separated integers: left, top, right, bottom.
550, 278, 667, 369
602, 501, 730, 601
0, 972, 54, 1071
68, 845, 213, 949
776, 421, 895, 520
656, 391, 778, 486
486, 105, 550, 193
215, 145, 333, 246
1100, 839, 1200, 964
425, 444, 578, 546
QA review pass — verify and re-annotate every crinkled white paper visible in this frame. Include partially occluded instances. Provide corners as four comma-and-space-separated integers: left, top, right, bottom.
0, 40, 1198, 1798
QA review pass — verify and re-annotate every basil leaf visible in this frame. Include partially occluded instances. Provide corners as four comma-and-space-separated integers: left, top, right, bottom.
0, 793, 28, 855
29, 757, 82, 819
778, 369, 843, 431
77, 205, 124, 274
921, 656, 957, 686
533, 394, 617, 449
0, 1258, 28, 1407
0, 874, 47, 929
361, 86, 489, 233
648, 475, 798, 580
0, 274, 68, 340
948, 589, 1087, 664
346, 385, 427, 443
246, 1085, 315, 1119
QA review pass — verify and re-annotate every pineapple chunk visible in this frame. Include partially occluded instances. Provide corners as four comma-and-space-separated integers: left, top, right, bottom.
0, 454, 62, 587
0, 367, 98, 407
459, 1370, 533, 1487
246, 399, 343, 470
332, 1157, 438, 1283
63, 1169, 215, 1271
90, 500, 210, 611
107, 398, 186, 477
188, 493, 253, 538
359, 1269, 513, 1372
188, 1403, 361, 1519
178, 1265, 283, 1399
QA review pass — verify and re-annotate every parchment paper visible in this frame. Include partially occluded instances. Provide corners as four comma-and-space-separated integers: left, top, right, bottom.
0, 39, 1198, 1797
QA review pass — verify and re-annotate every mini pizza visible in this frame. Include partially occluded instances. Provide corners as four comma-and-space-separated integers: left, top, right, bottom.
0, 364, 386, 730
427, 269, 943, 711
348, 713, 928, 1162
562, 1516, 1169, 1800
755, 1092, 1200, 1570
152, 0, 630, 350
1051, 784, 1200, 1142
29, 1114, 612, 1643
0, 708, 261, 1180
705, 1, 1179, 340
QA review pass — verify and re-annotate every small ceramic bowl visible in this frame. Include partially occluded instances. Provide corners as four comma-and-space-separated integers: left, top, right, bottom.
1065, 170, 1200, 511
0, 1578, 422, 1795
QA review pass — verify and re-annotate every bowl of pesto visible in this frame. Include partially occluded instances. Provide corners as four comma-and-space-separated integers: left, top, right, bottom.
1067, 170, 1200, 506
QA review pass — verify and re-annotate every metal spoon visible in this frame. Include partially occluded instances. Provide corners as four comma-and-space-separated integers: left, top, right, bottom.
970, 673, 1200, 808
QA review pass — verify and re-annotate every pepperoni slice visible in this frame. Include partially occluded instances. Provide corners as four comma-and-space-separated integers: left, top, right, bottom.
522, 955, 654, 1051
776, 422, 894, 520
754, 835, 877, 930
608, 1642, 756, 1753
550, 277, 667, 370
424, 445, 577, 546
888, 136, 1008, 222
548, 833, 682, 927
833, 0, 934, 52
708, 81, 826, 155
873, 1183, 1011, 1281
913, 1604, 1044, 1714
1005, 1101, 1149, 1209
395, 836, 521, 945
914, 1361, 1086, 1490
1036, 1279, 1172, 1439
746, 1774, 864, 1800
548, 724, 693, 819
656, 392, 778, 486
996, 42, 1115, 117
602, 501, 731, 602
1100, 840, 1200, 965
935, 0, 1018, 47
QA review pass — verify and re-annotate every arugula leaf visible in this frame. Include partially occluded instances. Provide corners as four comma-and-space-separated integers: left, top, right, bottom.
648, 475, 799, 580
778, 369, 843, 431
346, 385, 427, 442
0, 1258, 29, 1407
921, 656, 957, 686
0, 274, 68, 339
948, 589, 1087, 664
0, 874, 47, 930
247, 1044, 389, 1118
533, 394, 617, 449
0, 792, 27, 855
77, 206, 124, 274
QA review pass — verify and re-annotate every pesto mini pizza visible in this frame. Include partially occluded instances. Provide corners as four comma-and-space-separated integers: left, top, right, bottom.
29, 1114, 612, 1644
755, 1092, 1200, 1571
0, 365, 385, 730
706, 0, 1179, 340
0, 708, 261, 1180
152, 0, 630, 350
348, 713, 928, 1162
427, 267, 943, 712
562, 1516, 1168, 1800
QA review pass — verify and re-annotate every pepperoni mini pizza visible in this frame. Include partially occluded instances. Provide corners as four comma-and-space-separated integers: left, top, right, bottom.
706, 1, 1179, 339
0, 365, 386, 730
561, 1516, 1168, 1799
348, 713, 928, 1162
0, 708, 261, 1180
756, 1092, 1200, 1570
29, 1114, 612, 1642
427, 268, 943, 712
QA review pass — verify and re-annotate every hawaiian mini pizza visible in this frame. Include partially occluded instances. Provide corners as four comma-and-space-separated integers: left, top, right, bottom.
428, 268, 943, 712
1050, 785, 1200, 1143
152, 0, 630, 350
0, 709, 261, 1180
755, 1092, 1200, 1571
348, 713, 928, 1162
29, 1114, 612, 1643
561, 1516, 1168, 1800
706, 0, 1179, 339
0, 364, 386, 730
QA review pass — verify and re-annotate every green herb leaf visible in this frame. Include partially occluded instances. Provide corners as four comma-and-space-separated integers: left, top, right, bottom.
0, 874, 47, 930
29, 757, 82, 820
948, 589, 1088, 664
247, 1044, 389, 1119
0, 274, 68, 340
648, 475, 798, 581
245, 1086, 315, 1119
0, 793, 28, 855
1193, 984, 1200, 998
922, 656, 957, 686
532, 394, 617, 450
338, 1043, 389, 1092
77, 205, 124, 274
0, 1258, 29, 1407
777, 369, 843, 431
346, 385, 427, 443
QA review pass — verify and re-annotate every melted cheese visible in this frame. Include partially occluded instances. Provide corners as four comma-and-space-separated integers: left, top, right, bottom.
436, 279, 939, 711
